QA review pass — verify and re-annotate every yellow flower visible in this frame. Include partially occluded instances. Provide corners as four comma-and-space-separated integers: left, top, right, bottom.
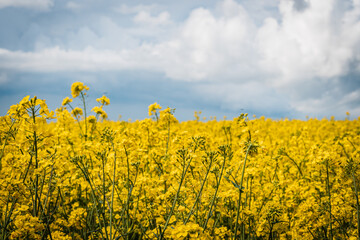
62, 97, 72, 106
91, 106, 108, 119
96, 95, 110, 105
71, 107, 83, 117
148, 102, 162, 116
71, 82, 89, 98
92, 106, 103, 115
87, 115, 96, 123
19, 95, 30, 106
101, 111, 108, 119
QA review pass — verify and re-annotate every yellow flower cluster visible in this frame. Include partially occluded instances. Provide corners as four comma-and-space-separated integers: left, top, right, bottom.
71, 82, 89, 98
91, 106, 108, 119
148, 102, 162, 116
0, 82, 359, 239
71, 107, 83, 117
62, 96, 72, 106
96, 95, 110, 106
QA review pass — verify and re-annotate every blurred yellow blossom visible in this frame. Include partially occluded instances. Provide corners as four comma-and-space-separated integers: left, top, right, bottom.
62, 97, 72, 106
71, 107, 83, 117
71, 82, 89, 98
148, 102, 161, 116
96, 95, 110, 105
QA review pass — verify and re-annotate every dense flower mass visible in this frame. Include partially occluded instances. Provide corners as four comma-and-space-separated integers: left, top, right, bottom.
0, 82, 359, 240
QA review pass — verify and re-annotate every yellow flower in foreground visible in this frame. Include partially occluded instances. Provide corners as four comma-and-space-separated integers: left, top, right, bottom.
148, 102, 162, 116
87, 115, 96, 124
71, 82, 89, 98
96, 95, 110, 105
62, 97, 72, 106
19, 95, 30, 106
92, 106, 102, 115
91, 106, 108, 119
71, 107, 83, 117
101, 111, 108, 119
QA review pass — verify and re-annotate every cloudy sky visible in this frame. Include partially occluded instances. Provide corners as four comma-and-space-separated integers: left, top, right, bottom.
0, 0, 359, 121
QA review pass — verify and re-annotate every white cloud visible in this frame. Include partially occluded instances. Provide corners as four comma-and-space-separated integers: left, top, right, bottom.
149, 0, 258, 81
117, 4, 158, 15
0, 47, 131, 72
256, 0, 360, 86
0, 0, 257, 80
0, 0, 53, 10
292, 88, 360, 118
1, 0, 359, 84
1, 0, 360, 118
253, 0, 360, 118
133, 11, 171, 26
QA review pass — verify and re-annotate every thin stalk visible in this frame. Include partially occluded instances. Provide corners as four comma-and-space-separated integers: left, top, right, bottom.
284, 152, 303, 176
110, 142, 116, 240
160, 152, 192, 240
31, 106, 39, 217
351, 170, 360, 240
184, 153, 215, 224
22, 155, 33, 183
0, 118, 18, 170
1, 194, 17, 240
249, 176, 253, 238
165, 117, 170, 156
75, 161, 106, 239
339, 142, 360, 239
124, 146, 131, 240
233, 143, 252, 240
1, 194, 10, 240
101, 155, 109, 239
325, 159, 333, 240
203, 148, 228, 231
81, 92, 88, 140
66, 103, 85, 137
41, 162, 55, 239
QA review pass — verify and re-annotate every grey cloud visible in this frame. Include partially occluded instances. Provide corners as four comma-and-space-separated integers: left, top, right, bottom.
293, 0, 309, 12
0, 0, 54, 10
0, 0, 360, 120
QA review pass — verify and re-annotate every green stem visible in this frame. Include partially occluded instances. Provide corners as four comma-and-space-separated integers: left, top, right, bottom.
352, 170, 360, 240
124, 146, 131, 240
101, 155, 109, 239
233, 143, 252, 240
76, 160, 106, 239
81, 92, 88, 140
203, 148, 228, 231
165, 118, 170, 156
160, 151, 192, 240
31, 105, 39, 217
184, 153, 215, 225
66, 103, 85, 138
0, 118, 18, 171
110, 142, 116, 240
284, 152, 303, 176
325, 159, 333, 240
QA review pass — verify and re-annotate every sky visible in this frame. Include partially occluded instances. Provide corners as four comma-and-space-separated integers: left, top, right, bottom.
0, 0, 359, 121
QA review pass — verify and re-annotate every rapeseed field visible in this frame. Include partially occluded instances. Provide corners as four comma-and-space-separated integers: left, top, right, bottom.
0, 82, 359, 239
